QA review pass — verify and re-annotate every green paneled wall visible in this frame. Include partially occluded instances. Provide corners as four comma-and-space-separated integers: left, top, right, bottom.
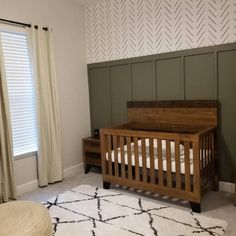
185, 53, 216, 100
156, 57, 183, 100
110, 64, 131, 125
218, 50, 236, 182
131, 61, 155, 101
88, 43, 236, 182
88, 67, 111, 131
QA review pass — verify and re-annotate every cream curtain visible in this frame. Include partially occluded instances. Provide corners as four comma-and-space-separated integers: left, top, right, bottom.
27, 27, 63, 186
0, 39, 16, 203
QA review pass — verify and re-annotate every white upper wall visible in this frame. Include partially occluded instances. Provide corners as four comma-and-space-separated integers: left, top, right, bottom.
0, 0, 91, 185
85, 0, 236, 64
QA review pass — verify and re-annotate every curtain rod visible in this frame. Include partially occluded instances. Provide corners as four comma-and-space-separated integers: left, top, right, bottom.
0, 18, 48, 31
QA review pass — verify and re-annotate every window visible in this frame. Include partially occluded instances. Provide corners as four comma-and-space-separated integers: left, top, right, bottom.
0, 28, 38, 157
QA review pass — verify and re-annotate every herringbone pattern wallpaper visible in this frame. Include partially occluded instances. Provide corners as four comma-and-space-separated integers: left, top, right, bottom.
86, 0, 236, 63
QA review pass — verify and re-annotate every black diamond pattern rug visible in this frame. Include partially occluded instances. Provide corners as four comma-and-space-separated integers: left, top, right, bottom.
43, 185, 227, 236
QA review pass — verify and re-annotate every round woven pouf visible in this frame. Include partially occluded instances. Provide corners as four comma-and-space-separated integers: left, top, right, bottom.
0, 200, 53, 236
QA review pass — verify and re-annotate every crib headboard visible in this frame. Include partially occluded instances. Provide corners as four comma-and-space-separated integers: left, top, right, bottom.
127, 100, 218, 128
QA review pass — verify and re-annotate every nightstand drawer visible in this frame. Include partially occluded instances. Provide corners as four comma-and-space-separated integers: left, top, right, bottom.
84, 142, 100, 153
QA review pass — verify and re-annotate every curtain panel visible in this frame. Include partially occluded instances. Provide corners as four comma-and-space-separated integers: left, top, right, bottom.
27, 27, 63, 186
0, 38, 16, 203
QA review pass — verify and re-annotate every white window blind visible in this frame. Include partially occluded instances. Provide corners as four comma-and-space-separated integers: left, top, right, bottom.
0, 30, 38, 157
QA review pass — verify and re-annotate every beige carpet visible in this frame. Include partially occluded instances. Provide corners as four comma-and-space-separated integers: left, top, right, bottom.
43, 185, 228, 236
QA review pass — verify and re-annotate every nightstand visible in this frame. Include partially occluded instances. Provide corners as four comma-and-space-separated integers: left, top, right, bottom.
83, 136, 101, 174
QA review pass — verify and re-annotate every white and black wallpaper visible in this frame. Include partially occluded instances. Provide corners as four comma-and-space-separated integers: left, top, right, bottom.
85, 0, 236, 64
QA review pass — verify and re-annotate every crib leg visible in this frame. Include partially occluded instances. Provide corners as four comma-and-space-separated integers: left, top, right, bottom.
190, 202, 201, 213
103, 181, 111, 189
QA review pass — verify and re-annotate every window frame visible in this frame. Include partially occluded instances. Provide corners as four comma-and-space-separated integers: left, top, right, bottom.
0, 24, 38, 159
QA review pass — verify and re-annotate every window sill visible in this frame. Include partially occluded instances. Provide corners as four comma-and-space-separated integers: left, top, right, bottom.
14, 151, 37, 160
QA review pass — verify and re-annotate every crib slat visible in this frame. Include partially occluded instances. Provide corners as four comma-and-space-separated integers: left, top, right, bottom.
200, 138, 203, 170
149, 138, 155, 184
203, 136, 207, 184
157, 140, 163, 186
101, 134, 107, 175
141, 138, 147, 182
120, 136, 125, 178
211, 132, 214, 178
201, 137, 205, 184
201, 136, 205, 182
209, 134, 212, 179
113, 136, 119, 177
208, 133, 213, 178
134, 138, 140, 181
193, 141, 200, 196
166, 140, 172, 187
126, 137, 132, 180
175, 141, 181, 189
107, 135, 112, 175
184, 142, 191, 192
207, 134, 210, 181
206, 134, 209, 181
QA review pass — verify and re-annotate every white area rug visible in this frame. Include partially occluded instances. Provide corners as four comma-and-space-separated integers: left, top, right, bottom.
43, 185, 228, 236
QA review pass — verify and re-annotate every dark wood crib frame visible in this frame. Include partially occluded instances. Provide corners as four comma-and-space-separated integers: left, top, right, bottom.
100, 101, 218, 213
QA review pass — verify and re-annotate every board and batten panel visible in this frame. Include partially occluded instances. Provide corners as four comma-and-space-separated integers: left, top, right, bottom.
131, 61, 155, 101
88, 67, 111, 131
110, 64, 131, 125
218, 50, 236, 182
185, 53, 216, 100
156, 57, 183, 100
88, 43, 236, 182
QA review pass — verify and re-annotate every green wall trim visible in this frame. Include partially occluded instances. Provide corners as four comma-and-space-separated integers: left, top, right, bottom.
88, 42, 236, 183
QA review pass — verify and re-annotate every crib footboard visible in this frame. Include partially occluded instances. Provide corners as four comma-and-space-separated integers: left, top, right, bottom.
100, 126, 216, 213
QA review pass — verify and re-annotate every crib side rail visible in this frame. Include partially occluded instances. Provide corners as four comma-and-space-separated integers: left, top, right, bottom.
100, 128, 211, 203
100, 128, 198, 142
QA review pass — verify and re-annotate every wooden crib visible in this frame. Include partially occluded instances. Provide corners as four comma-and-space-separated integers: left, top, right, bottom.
100, 101, 218, 213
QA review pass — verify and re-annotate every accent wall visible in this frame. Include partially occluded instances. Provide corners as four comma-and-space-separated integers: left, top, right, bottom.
85, 0, 236, 64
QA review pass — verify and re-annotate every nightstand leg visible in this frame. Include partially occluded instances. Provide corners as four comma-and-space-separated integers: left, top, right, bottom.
85, 164, 91, 174
103, 181, 111, 189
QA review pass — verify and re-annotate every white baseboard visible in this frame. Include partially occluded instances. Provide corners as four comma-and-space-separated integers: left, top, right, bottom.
219, 181, 235, 193
63, 162, 84, 178
16, 180, 38, 196
16, 166, 235, 196
16, 163, 84, 196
